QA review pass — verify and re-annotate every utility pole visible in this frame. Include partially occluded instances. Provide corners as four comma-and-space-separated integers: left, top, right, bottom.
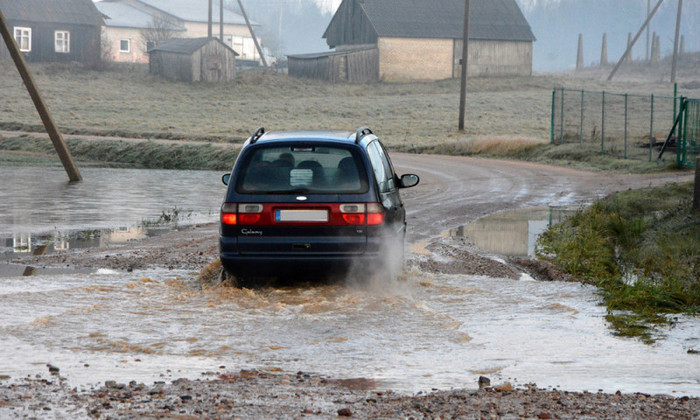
670, 0, 683, 83
236, 0, 268, 68
646, 0, 651, 61
608, 0, 664, 81
0, 9, 81, 182
208, 0, 213, 39
219, 0, 224, 42
458, 0, 471, 132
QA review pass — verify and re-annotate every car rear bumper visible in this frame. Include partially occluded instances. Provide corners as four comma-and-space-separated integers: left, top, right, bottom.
219, 235, 393, 278
219, 252, 387, 277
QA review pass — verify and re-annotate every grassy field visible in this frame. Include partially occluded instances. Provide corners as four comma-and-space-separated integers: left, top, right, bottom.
1, 61, 697, 149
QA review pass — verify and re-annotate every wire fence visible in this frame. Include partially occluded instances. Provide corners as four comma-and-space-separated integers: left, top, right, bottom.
678, 98, 700, 167
551, 88, 679, 163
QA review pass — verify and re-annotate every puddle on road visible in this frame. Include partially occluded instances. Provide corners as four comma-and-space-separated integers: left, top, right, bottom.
1, 266, 698, 396
449, 206, 578, 258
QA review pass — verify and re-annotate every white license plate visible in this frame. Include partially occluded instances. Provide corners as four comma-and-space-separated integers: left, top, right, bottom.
275, 209, 328, 222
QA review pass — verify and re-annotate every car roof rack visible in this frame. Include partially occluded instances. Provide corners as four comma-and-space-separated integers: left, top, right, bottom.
249, 127, 266, 144
355, 126, 373, 144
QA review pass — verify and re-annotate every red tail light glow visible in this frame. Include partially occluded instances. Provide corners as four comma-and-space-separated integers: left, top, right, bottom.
221, 203, 263, 225
366, 203, 385, 225
221, 202, 385, 226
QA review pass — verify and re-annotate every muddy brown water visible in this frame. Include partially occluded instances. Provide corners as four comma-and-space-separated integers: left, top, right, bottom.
1, 161, 698, 396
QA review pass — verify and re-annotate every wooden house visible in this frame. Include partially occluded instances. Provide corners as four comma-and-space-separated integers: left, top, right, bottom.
287, 46, 379, 83
97, 0, 266, 65
290, 0, 536, 82
0, 0, 103, 65
148, 37, 238, 82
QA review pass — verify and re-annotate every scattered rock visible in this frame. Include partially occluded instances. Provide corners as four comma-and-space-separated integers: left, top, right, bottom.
494, 382, 514, 392
478, 376, 491, 389
338, 407, 353, 416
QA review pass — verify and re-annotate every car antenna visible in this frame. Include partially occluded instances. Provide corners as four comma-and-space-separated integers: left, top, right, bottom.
355, 126, 373, 144
250, 127, 266, 144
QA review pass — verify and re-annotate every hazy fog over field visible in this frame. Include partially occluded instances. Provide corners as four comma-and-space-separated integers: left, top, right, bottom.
92, 0, 697, 72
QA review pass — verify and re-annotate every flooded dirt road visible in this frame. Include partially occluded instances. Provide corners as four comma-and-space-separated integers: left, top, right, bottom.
1, 155, 698, 410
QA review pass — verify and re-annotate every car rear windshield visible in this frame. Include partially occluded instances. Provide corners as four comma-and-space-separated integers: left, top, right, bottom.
236, 145, 369, 194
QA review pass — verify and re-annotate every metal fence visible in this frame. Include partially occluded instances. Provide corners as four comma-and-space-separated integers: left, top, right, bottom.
677, 98, 700, 167
551, 88, 679, 162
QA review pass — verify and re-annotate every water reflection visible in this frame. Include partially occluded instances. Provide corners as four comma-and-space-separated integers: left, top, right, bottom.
450, 206, 577, 258
0, 166, 224, 236
0, 227, 166, 277
2, 227, 154, 257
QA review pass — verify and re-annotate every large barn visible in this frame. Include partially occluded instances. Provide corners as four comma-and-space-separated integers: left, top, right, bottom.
0, 0, 103, 65
289, 0, 536, 82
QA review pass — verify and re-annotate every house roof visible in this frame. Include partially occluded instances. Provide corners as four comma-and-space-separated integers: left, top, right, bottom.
148, 37, 239, 56
326, 0, 535, 42
131, 0, 255, 26
287, 45, 377, 60
0, 0, 104, 26
95, 2, 185, 31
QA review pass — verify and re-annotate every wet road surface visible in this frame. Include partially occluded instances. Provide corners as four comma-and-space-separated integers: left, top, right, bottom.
1, 156, 698, 396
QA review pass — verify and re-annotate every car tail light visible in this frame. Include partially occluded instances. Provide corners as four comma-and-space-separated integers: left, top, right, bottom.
339, 203, 384, 225
366, 203, 385, 225
221, 203, 263, 225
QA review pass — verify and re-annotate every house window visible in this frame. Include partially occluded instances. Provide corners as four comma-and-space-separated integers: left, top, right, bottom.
145, 41, 155, 52
55, 31, 70, 53
120, 39, 130, 53
13, 27, 31, 52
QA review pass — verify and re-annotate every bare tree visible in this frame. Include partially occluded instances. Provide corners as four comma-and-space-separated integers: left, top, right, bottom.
140, 16, 176, 51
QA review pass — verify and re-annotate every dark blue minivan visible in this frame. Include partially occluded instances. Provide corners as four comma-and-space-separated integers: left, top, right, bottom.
219, 127, 419, 286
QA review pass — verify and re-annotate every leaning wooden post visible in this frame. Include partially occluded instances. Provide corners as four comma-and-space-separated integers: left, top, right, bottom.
608, 0, 665, 81
236, 0, 268, 68
694, 158, 700, 211
0, 9, 81, 182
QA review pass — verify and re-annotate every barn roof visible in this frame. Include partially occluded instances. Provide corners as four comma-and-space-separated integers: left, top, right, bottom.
0, 0, 104, 26
325, 0, 535, 42
148, 37, 239, 56
96, 2, 186, 31
132, 0, 255, 26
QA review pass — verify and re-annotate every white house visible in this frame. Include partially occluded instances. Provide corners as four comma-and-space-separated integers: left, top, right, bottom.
95, 0, 268, 64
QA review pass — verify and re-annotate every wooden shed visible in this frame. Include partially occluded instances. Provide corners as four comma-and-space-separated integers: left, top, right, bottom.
0, 0, 103, 65
287, 46, 378, 83
148, 37, 238, 82
296, 0, 536, 82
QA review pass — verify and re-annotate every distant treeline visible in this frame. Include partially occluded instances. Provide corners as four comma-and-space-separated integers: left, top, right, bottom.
516, 0, 699, 71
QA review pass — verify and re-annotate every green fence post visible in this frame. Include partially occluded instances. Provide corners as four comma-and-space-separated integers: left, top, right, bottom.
682, 98, 689, 165
649, 94, 654, 162
677, 97, 685, 167
580, 90, 585, 145
550, 89, 556, 144
560, 88, 565, 145
624, 93, 628, 159
673, 83, 679, 145
601, 91, 606, 155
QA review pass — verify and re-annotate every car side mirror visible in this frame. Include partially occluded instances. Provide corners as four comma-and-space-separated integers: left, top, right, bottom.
222, 173, 231, 185
398, 174, 419, 189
